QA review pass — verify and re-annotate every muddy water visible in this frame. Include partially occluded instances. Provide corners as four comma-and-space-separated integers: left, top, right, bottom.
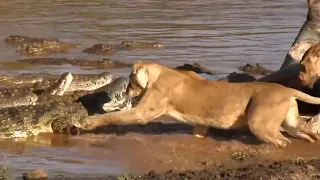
0, 0, 317, 178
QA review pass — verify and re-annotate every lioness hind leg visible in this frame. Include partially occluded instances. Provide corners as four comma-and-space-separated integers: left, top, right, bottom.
247, 102, 291, 147
282, 99, 320, 143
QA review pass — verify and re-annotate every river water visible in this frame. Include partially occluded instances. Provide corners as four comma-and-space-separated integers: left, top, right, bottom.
0, 0, 308, 76
0, 0, 313, 179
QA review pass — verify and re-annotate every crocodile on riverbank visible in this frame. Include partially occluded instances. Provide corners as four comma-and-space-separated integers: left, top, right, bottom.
14, 58, 132, 69
0, 70, 85, 136
0, 71, 113, 97
0, 92, 38, 109
0, 101, 88, 138
1, 72, 130, 110
5, 35, 82, 56
83, 41, 164, 55
78, 76, 131, 114
0, 75, 132, 138
33, 75, 132, 113
0, 72, 73, 108
0, 71, 114, 109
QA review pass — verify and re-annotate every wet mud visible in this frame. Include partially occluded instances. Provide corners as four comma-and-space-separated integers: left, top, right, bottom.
135, 159, 320, 180
0, 118, 319, 179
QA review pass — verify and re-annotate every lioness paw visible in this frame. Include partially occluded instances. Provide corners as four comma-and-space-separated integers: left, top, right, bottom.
81, 116, 102, 130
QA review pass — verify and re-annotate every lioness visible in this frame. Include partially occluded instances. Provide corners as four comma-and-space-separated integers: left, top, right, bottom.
81, 61, 320, 147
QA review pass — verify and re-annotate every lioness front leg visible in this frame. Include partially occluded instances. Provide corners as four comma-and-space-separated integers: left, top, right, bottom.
247, 99, 292, 147
82, 90, 167, 130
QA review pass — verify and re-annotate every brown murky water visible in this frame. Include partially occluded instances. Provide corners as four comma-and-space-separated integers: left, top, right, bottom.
0, 0, 318, 179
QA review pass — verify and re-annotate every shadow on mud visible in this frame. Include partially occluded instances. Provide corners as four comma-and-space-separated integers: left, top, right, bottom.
79, 122, 262, 146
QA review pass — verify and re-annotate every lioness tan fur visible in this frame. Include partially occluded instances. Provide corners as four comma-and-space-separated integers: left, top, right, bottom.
81, 61, 320, 147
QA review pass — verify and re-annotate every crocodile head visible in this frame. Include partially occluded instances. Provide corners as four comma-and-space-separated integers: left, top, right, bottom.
44, 72, 73, 96
101, 77, 132, 112
68, 72, 113, 91
76, 76, 132, 114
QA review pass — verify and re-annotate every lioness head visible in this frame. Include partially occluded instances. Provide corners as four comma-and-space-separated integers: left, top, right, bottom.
299, 44, 320, 88
126, 61, 160, 97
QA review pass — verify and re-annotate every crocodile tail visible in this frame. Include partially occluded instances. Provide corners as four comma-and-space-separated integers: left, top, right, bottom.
292, 89, 320, 104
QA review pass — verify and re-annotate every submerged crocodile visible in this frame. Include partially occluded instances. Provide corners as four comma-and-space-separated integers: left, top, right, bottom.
14, 58, 131, 69
83, 44, 125, 55
5, 35, 82, 56
238, 63, 274, 76
175, 63, 217, 75
121, 41, 164, 49
83, 41, 164, 55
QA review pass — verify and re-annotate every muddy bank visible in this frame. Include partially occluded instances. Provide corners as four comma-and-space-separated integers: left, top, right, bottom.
0, 119, 318, 179
45, 158, 320, 179
133, 159, 320, 180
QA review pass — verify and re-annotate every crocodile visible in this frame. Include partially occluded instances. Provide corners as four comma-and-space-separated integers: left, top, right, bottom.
0, 72, 73, 108
218, 72, 256, 82
5, 35, 82, 56
78, 76, 132, 114
0, 74, 44, 85
0, 71, 114, 109
34, 75, 132, 113
0, 72, 131, 110
0, 92, 38, 108
175, 63, 217, 75
83, 44, 126, 55
0, 101, 88, 138
0, 75, 133, 138
120, 41, 164, 49
238, 63, 274, 76
83, 41, 164, 55
0, 71, 87, 137
14, 58, 131, 69
0, 72, 113, 98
